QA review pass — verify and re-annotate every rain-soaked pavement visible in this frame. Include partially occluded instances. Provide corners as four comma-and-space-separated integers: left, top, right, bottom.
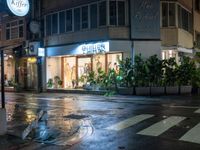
1, 92, 200, 150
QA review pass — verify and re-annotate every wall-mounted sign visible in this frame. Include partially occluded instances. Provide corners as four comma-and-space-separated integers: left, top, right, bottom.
6, 0, 30, 16
38, 48, 45, 57
130, 0, 160, 39
77, 42, 109, 55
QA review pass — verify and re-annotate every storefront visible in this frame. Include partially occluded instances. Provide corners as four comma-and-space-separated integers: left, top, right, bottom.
46, 40, 132, 89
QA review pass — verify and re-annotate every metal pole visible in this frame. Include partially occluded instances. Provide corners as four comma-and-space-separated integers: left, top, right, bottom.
1, 50, 5, 109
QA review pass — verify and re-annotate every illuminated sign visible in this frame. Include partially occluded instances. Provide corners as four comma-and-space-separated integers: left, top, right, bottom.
7, 0, 30, 16
77, 42, 109, 54
38, 48, 45, 57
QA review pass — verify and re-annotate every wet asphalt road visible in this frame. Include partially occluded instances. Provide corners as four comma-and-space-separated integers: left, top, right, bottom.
3, 92, 200, 150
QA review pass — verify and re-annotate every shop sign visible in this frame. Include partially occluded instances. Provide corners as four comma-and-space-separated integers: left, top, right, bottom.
78, 42, 109, 54
6, 0, 30, 16
130, 0, 160, 39
38, 48, 45, 57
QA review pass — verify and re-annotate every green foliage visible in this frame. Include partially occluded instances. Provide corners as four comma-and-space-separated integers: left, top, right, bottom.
117, 58, 134, 87
163, 57, 178, 86
47, 78, 53, 88
133, 54, 149, 86
146, 55, 164, 86
176, 56, 196, 86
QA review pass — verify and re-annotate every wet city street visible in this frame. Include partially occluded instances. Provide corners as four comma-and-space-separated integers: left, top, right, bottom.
1, 92, 200, 150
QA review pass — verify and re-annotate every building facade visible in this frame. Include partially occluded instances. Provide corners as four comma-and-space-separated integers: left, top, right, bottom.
0, 0, 199, 91
42, 0, 161, 89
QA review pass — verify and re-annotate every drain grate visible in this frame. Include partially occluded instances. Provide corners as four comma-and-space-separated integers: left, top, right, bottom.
63, 114, 88, 120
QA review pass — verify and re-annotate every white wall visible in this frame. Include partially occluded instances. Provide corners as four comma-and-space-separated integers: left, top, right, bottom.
133, 41, 161, 59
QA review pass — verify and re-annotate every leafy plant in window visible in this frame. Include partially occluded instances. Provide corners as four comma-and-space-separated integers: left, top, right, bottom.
47, 78, 53, 88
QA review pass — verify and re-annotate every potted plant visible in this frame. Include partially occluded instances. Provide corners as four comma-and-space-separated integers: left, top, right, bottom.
47, 78, 53, 88
177, 56, 195, 94
134, 54, 151, 96
102, 68, 117, 96
117, 58, 134, 95
54, 76, 63, 88
146, 55, 165, 96
163, 57, 179, 95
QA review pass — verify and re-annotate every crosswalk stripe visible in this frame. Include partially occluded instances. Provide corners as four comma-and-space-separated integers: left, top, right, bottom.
137, 116, 186, 136
105, 114, 154, 131
194, 108, 200, 113
179, 123, 200, 144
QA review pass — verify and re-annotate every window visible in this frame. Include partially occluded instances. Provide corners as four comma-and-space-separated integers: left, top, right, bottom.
5, 20, 24, 40
196, 0, 200, 11
90, 4, 97, 28
161, 2, 175, 27
74, 8, 81, 31
169, 3, 175, 26
82, 6, 88, 29
178, 5, 193, 33
59, 11, 66, 33
110, 1, 117, 25
109, 0, 125, 26
52, 13, 58, 34
99, 1, 107, 26
118, 1, 125, 26
66, 10, 72, 32
162, 3, 168, 27
46, 15, 52, 36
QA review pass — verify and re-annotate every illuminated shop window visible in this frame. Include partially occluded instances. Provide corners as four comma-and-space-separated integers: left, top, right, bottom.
107, 53, 122, 73
63, 57, 76, 88
93, 54, 106, 73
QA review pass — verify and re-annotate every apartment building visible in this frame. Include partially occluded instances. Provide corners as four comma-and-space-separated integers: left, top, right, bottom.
43, 0, 161, 89
0, 0, 199, 91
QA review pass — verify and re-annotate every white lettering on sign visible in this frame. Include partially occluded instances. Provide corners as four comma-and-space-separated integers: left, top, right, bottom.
7, 0, 30, 16
77, 42, 109, 54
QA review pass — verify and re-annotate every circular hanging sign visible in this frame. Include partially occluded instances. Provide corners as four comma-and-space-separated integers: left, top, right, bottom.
6, 0, 30, 17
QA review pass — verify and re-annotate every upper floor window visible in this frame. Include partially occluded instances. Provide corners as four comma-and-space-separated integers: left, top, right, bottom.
196, 0, 200, 11
90, 4, 97, 29
99, 1, 107, 26
178, 5, 193, 33
109, 0, 125, 26
45, 0, 127, 36
6, 20, 24, 40
82, 6, 88, 29
161, 2, 176, 27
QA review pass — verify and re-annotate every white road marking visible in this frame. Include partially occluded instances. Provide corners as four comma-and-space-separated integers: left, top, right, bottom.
105, 114, 154, 131
180, 123, 200, 144
137, 116, 186, 136
194, 108, 200, 113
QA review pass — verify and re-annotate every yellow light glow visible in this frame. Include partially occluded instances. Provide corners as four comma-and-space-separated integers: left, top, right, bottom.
27, 57, 37, 63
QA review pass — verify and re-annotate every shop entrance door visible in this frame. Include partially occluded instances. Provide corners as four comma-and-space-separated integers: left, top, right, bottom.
77, 57, 92, 87
18, 58, 38, 90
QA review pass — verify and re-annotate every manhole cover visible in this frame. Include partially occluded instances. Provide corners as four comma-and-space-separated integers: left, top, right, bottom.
64, 114, 88, 120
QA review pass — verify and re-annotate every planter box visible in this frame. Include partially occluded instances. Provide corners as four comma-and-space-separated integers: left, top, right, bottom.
135, 87, 150, 96
180, 86, 192, 94
166, 86, 179, 95
118, 87, 133, 95
150, 87, 165, 96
